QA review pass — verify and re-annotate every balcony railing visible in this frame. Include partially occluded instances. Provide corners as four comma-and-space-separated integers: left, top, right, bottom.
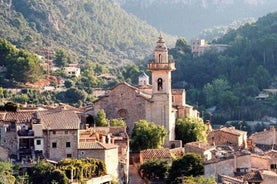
148, 62, 175, 70
18, 130, 34, 136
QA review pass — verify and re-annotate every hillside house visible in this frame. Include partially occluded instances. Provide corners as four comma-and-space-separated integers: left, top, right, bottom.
208, 127, 247, 148
184, 141, 215, 160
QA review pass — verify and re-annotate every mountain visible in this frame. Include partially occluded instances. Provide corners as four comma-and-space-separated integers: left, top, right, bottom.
118, 0, 277, 41
169, 12, 277, 123
0, 0, 176, 67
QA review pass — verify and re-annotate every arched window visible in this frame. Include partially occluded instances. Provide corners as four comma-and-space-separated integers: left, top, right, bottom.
157, 78, 163, 91
158, 54, 162, 63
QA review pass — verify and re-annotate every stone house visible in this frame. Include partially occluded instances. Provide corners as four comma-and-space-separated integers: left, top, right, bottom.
205, 150, 274, 183
264, 150, 277, 173
1, 108, 129, 183
139, 147, 185, 165
78, 126, 129, 183
36, 110, 80, 161
78, 141, 119, 179
249, 125, 277, 147
208, 127, 247, 148
184, 141, 215, 160
0, 110, 38, 160
64, 66, 81, 78
204, 152, 252, 179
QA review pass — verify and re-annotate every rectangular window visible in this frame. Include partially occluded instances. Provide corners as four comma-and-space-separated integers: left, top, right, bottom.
271, 164, 277, 169
66, 142, 71, 148
52, 142, 57, 148
65, 131, 68, 134
52, 130, 56, 135
36, 140, 41, 145
67, 154, 72, 158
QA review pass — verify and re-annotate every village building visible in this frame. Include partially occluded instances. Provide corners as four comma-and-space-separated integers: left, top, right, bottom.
207, 126, 248, 148
184, 141, 215, 160
86, 35, 199, 146
64, 66, 81, 78
191, 39, 229, 57
249, 125, 277, 151
0, 107, 129, 183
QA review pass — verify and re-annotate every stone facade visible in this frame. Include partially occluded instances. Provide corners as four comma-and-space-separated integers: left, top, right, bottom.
93, 83, 150, 133
208, 127, 247, 148
184, 141, 215, 160
249, 125, 277, 145
44, 129, 78, 161
205, 153, 251, 178
78, 142, 119, 179
88, 36, 199, 145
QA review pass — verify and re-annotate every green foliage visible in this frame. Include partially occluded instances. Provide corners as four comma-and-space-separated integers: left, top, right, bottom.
120, 64, 144, 84
29, 160, 68, 184
0, 102, 17, 112
54, 49, 73, 67
167, 153, 204, 184
0, 0, 176, 68
182, 176, 216, 184
0, 161, 15, 184
95, 109, 108, 126
110, 118, 126, 126
169, 12, 277, 123
6, 49, 43, 83
175, 117, 207, 145
58, 158, 107, 182
139, 159, 169, 182
130, 120, 167, 152
0, 39, 17, 66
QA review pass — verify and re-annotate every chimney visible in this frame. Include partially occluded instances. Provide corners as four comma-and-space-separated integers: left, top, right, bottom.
102, 136, 106, 143
107, 134, 111, 144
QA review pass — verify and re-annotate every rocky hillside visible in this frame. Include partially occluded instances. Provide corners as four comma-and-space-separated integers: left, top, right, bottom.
0, 0, 176, 67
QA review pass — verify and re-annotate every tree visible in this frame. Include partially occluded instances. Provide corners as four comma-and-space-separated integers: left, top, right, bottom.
0, 161, 16, 184
6, 50, 43, 83
130, 120, 167, 152
110, 118, 126, 126
95, 109, 108, 126
53, 49, 72, 67
181, 176, 216, 184
175, 117, 207, 145
0, 39, 17, 66
139, 159, 169, 182
167, 153, 204, 184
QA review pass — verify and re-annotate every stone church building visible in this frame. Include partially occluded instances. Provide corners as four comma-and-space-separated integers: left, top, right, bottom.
87, 35, 199, 145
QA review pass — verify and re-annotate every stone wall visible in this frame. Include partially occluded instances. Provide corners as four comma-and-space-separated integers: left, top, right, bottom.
44, 129, 78, 161
78, 147, 119, 179
205, 154, 251, 178
93, 84, 149, 134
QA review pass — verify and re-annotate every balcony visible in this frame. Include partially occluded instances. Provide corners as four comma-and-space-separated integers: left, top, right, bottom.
148, 62, 175, 71
18, 129, 34, 137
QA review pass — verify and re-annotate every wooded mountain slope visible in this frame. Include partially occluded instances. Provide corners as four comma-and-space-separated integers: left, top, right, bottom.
0, 0, 176, 67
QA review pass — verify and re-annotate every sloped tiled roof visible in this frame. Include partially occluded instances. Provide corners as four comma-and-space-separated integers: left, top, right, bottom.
240, 170, 263, 182
38, 110, 80, 130
78, 141, 117, 150
140, 148, 172, 160
219, 127, 246, 136
0, 111, 35, 123
185, 141, 214, 151
169, 147, 185, 158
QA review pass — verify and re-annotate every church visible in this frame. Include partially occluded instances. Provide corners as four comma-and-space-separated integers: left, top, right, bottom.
87, 35, 199, 145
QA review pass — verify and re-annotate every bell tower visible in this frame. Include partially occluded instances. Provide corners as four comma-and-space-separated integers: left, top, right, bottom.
147, 35, 176, 144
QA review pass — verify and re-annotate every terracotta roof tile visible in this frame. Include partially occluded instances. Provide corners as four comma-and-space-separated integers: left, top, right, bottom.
1, 111, 35, 123
38, 110, 80, 130
140, 148, 171, 160
78, 141, 117, 150
240, 170, 263, 182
